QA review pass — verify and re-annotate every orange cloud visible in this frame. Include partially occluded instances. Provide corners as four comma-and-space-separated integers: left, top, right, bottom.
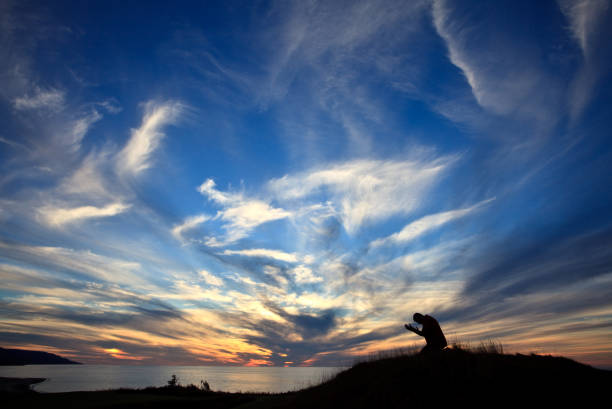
244, 358, 273, 367
98, 347, 147, 360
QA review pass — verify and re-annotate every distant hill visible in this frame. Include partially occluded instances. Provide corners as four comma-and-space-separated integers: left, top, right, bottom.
0, 347, 81, 365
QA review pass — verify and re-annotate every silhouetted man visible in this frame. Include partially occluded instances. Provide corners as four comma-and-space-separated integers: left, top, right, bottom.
405, 313, 447, 353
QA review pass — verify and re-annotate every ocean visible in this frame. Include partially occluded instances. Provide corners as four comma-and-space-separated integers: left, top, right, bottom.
0, 364, 346, 393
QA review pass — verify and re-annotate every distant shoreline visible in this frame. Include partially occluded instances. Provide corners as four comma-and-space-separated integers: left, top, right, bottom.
0, 347, 81, 366
0, 377, 46, 393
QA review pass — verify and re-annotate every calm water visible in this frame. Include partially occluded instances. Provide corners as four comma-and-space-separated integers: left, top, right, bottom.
0, 365, 346, 393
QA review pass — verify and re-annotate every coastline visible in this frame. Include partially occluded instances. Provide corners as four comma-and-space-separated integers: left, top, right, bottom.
0, 377, 46, 393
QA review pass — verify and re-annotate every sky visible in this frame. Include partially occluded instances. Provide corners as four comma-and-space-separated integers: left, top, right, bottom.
1, 0, 612, 369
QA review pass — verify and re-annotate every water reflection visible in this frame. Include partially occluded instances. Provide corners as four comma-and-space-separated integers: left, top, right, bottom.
0, 365, 346, 393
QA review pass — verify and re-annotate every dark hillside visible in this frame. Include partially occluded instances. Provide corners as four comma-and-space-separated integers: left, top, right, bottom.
249, 348, 612, 408
0, 347, 81, 365
3, 348, 610, 408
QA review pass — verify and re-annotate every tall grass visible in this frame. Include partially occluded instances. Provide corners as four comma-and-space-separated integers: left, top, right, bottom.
449, 339, 504, 354
352, 339, 504, 367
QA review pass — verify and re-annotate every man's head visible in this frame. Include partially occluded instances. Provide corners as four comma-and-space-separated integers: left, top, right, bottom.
413, 313, 424, 323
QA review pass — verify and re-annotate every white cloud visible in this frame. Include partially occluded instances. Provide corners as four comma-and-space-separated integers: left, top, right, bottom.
172, 214, 210, 242
198, 179, 291, 245
371, 198, 494, 248
558, 0, 611, 119
13, 87, 65, 111
291, 265, 323, 284
0, 136, 29, 151
163, 280, 232, 303
40, 202, 130, 226
117, 100, 182, 176
262, 0, 427, 105
66, 109, 102, 148
199, 269, 224, 286
221, 200, 289, 228
431, 0, 558, 122
0, 242, 143, 286
558, 0, 609, 58
197, 178, 237, 205
269, 157, 454, 234
97, 99, 122, 114
263, 265, 290, 288
222, 248, 299, 263
60, 153, 112, 199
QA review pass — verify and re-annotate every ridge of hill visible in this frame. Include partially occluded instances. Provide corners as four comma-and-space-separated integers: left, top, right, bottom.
0, 347, 81, 366
264, 348, 611, 407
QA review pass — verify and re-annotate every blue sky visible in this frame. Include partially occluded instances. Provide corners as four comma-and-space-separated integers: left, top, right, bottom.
1, 0, 612, 368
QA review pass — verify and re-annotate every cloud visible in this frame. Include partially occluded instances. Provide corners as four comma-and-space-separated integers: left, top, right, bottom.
39, 202, 131, 227
262, 302, 339, 339
197, 178, 238, 205
13, 86, 65, 111
269, 157, 454, 234
220, 201, 291, 237
117, 100, 183, 176
558, 0, 609, 58
431, 0, 561, 123
198, 179, 292, 245
98, 347, 147, 361
558, 0, 612, 119
291, 265, 323, 284
221, 248, 299, 263
0, 242, 144, 286
156, 280, 233, 303
0, 136, 29, 151
66, 109, 102, 148
172, 214, 210, 242
371, 198, 494, 248
199, 269, 224, 286
261, 0, 427, 104
463, 227, 612, 299
59, 152, 113, 199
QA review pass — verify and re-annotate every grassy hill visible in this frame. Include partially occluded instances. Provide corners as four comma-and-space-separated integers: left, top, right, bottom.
258, 347, 611, 407
4, 347, 610, 408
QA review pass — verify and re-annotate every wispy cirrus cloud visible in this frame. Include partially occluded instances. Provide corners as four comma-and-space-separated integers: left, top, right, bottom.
431, 0, 563, 125
0, 242, 144, 286
117, 101, 183, 177
269, 157, 455, 234
221, 248, 300, 263
558, 0, 609, 58
558, 0, 612, 119
59, 152, 114, 199
26, 99, 184, 230
13, 86, 65, 111
199, 269, 224, 286
172, 214, 210, 242
66, 109, 102, 148
39, 202, 131, 227
197, 179, 292, 246
370, 198, 494, 248
290, 265, 323, 284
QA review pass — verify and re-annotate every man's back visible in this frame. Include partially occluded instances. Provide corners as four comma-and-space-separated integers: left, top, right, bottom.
422, 315, 447, 349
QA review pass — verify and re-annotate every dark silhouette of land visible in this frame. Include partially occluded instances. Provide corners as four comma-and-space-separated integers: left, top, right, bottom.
0, 347, 81, 366
0, 377, 46, 393
3, 346, 610, 408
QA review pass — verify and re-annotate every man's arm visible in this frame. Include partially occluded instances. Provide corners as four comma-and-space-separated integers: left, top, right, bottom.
405, 324, 423, 336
